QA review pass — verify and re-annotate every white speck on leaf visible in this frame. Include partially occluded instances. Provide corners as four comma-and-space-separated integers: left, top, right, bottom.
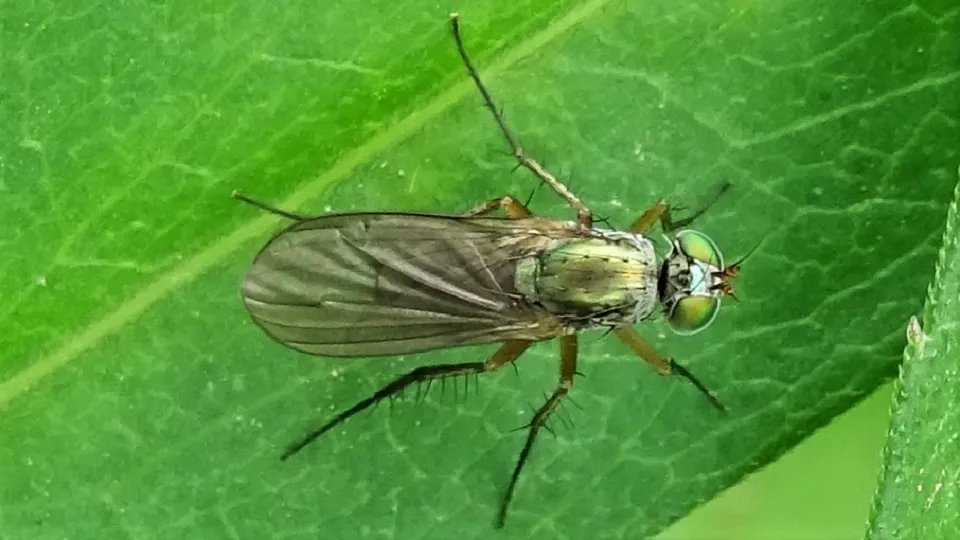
20, 139, 42, 151
926, 481, 943, 509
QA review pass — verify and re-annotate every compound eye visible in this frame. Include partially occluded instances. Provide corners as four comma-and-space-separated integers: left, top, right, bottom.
676, 230, 723, 267
668, 295, 720, 335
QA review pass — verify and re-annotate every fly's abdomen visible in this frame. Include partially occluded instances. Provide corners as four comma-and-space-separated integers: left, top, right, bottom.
515, 236, 659, 322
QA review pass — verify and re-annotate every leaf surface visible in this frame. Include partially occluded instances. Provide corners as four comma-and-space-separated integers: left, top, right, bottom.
1, 1, 958, 538
867, 172, 960, 540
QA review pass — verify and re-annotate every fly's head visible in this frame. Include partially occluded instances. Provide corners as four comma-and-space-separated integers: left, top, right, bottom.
657, 230, 743, 335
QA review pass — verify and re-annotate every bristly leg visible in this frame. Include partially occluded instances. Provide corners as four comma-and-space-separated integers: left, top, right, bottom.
496, 334, 578, 528
449, 13, 593, 228
281, 340, 532, 460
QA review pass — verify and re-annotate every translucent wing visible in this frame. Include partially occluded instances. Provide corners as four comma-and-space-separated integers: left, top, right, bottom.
241, 213, 572, 356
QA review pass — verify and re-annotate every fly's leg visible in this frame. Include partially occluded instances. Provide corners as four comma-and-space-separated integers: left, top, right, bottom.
464, 195, 534, 218
232, 191, 313, 221
282, 340, 532, 460
497, 334, 578, 528
628, 201, 670, 234
628, 181, 732, 234
449, 13, 593, 228
613, 327, 725, 411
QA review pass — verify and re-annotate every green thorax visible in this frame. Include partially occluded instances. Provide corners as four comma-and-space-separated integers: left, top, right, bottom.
514, 232, 659, 324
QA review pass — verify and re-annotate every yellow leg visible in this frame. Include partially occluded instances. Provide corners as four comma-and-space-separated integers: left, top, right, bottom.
629, 182, 732, 234
613, 327, 725, 411
464, 194, 534, 218
628, 200, 669, 234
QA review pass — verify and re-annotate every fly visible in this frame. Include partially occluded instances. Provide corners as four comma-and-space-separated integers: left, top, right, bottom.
236, 13, 745, 529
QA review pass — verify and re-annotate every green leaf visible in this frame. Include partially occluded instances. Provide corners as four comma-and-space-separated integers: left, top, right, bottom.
1, 1, 957, 538
866, 172, 960, 540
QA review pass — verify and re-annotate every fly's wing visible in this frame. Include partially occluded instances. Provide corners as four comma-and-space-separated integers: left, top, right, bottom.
241, 213, 571, 357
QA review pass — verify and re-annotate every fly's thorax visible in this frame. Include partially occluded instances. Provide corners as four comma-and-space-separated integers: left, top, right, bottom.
514, 231, 659, 324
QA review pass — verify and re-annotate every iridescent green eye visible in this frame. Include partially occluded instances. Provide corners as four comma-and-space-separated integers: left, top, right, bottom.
676, 230, 723, 267
668, 295, 720, 334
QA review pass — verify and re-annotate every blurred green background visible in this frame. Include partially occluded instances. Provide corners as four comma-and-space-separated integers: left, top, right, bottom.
661, 385, 892, 540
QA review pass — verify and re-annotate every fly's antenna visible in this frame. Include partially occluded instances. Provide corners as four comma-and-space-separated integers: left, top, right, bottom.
712, 234, 766, 299
232, 191, 312, 221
